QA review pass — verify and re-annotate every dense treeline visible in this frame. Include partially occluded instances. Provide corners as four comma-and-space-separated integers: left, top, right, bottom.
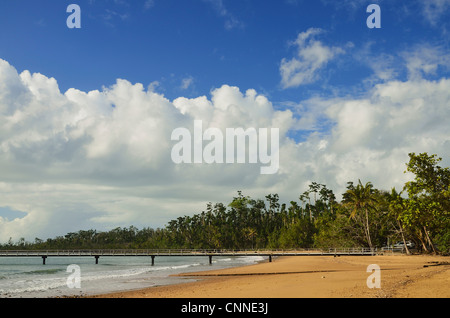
2, 153, 449, 254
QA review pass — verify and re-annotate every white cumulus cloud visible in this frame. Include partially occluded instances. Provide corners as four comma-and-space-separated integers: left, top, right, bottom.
0, 57, 449, 242
280, 28, 345, 89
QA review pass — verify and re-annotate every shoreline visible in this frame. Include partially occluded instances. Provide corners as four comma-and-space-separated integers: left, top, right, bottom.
90, 254, 450, 298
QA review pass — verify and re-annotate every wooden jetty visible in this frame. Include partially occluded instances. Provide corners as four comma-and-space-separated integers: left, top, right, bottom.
0, 248, 386, 265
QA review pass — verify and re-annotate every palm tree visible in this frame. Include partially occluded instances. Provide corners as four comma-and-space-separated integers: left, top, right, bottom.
387, 188, 411, 255
343, 180, 378, 249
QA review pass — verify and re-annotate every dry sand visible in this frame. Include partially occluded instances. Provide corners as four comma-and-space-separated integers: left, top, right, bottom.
91, 254, 449, 298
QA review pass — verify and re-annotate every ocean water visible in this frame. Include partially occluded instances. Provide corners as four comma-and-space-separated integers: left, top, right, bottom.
0, 255, 265, 298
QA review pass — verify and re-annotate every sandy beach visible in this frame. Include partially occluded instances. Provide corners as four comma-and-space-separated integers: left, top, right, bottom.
91, 254, 449, 298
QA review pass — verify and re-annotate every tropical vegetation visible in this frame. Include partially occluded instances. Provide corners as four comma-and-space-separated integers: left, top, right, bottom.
1, 153, 449, 254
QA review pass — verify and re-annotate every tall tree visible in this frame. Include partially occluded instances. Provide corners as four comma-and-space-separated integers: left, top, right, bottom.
342, 180, 378, 248
402, 153, 450, 253
387, 188, 411, 254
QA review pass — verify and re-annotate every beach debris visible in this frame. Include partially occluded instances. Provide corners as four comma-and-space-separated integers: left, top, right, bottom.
423, 261, 450, 268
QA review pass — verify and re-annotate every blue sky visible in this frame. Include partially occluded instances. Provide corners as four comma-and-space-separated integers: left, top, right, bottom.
1, 0, 447, 102
0, 0, 449, 241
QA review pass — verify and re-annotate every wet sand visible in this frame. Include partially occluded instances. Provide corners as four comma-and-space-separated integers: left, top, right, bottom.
91, 254, 449, 298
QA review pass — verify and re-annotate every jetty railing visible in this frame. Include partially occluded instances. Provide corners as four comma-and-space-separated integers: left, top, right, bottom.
0, 247, 383, 257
